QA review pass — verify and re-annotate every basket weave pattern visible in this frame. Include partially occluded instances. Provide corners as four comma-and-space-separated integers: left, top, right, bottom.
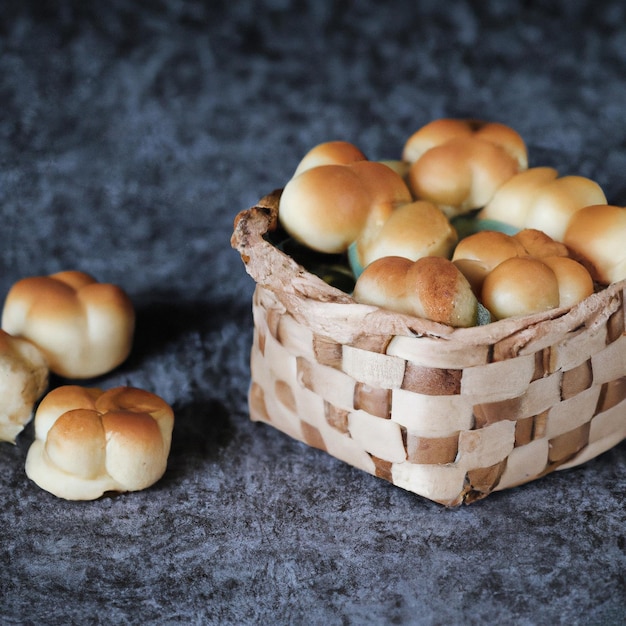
233, 192, 626, 505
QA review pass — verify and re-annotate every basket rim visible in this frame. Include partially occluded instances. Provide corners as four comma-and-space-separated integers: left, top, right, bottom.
232, 189, 625, 347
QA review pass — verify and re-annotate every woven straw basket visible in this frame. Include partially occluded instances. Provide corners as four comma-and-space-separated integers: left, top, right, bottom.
232, 190, 626, 505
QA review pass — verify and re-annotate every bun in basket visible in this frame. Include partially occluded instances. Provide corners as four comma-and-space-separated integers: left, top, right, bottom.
353, 256, 478, 328
403, 119, 528, 217
25, 385, 174, 500
564, 204, 626, 284
279, 160, 412, 254
354, 200, 458, 271
479, 167, 607, 241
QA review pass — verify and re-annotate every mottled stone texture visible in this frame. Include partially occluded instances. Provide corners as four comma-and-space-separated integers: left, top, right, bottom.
1, 1, 625, 624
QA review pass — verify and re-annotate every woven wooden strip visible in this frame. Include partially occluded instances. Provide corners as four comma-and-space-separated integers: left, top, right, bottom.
559, 398, 626, 469
514, 416, 534, 446
591, 335, 626, 386
297, 356, 356, 411
292, 382, 327, 431
548, 422, 591, 464
465, 462, 507, 502
353, 382, 391, 418
312, 334, 343, 369
390, 388, 473, 437
276, 313, 315, 360
318, 423, 377, 475
401, 362, 462, 395
456, 420, 516, 470
263, 328, 299, 388
460, 354, 536, 401
548, 321, 608, 374
561, 360, 593, 399
324, 401, 350, 433
597, 377, 626, 413
472, 371, 561, 426
405, 432, 459, 464
545, 385, 601, 439
391, 462, 467, 506
342, 345, 406, 389
386, 334, 490, 368
495, 438, 550, 491
347, 409, 406, 463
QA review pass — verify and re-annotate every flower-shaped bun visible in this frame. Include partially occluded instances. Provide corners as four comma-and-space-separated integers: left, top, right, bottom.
1, 271, 135, 379
0, 330, 48, 442
403, 119, 528, 218
452, 229, 594, 320
25, 385, 174, 500
479, 167, 606, 241
353, 200, 458, 272
279, 159, 412, 254
353, 256, 478, 328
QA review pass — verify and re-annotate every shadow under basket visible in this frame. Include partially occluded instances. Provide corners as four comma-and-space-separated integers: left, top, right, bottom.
232, 190, 626, 505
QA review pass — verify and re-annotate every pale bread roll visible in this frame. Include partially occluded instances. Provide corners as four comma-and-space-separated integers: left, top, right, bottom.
480, 168, 606, 241
481, 254, 593, 320
25, 385, 174, 500
564, 204, 626, 284
0, 330, 48, 443
1, 271, 135, 379
355, 200, 457, 270
293, 140, 367, 176
353, 256, 478, 327
482, 257, 560, 320
541, 256, 594, 307
403, 119, 527, 218
452, 230, 527, 295
279, 160, 412, 254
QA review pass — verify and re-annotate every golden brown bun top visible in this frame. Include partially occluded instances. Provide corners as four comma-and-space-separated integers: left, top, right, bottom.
355, 200, 457, 268
403, 118, 527, 169
1, 271, 135, 379
403, 120, 527, 216
26, 385, 174, 500
512, 228, 569, 259
353, 255, 478, 328
278, 160, 412, 254
293, 140, 367, 176
564, 204, 626, 284
480, 168, 607, 240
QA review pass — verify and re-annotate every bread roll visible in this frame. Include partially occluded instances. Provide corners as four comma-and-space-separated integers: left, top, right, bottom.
293, 140, 367, 176
482, 257, 560, 320
0, 330, 48, 443
25, 385, 174, 500
353, 256, 478, 327
512, 228, 569, 259
354, 200, 457, 271
541, 256, 594, 307
403, 119, 527, 218
480, 168, 606, 241
452, 230, 527, 295
1, 271, 135, 379
403, 118, 527, 169
564, 204, 626, 284
279, 160, 412, 254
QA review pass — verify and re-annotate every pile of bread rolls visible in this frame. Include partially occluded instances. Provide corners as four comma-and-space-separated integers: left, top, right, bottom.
0, 270, 174, 500
278, 118, 626, 326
